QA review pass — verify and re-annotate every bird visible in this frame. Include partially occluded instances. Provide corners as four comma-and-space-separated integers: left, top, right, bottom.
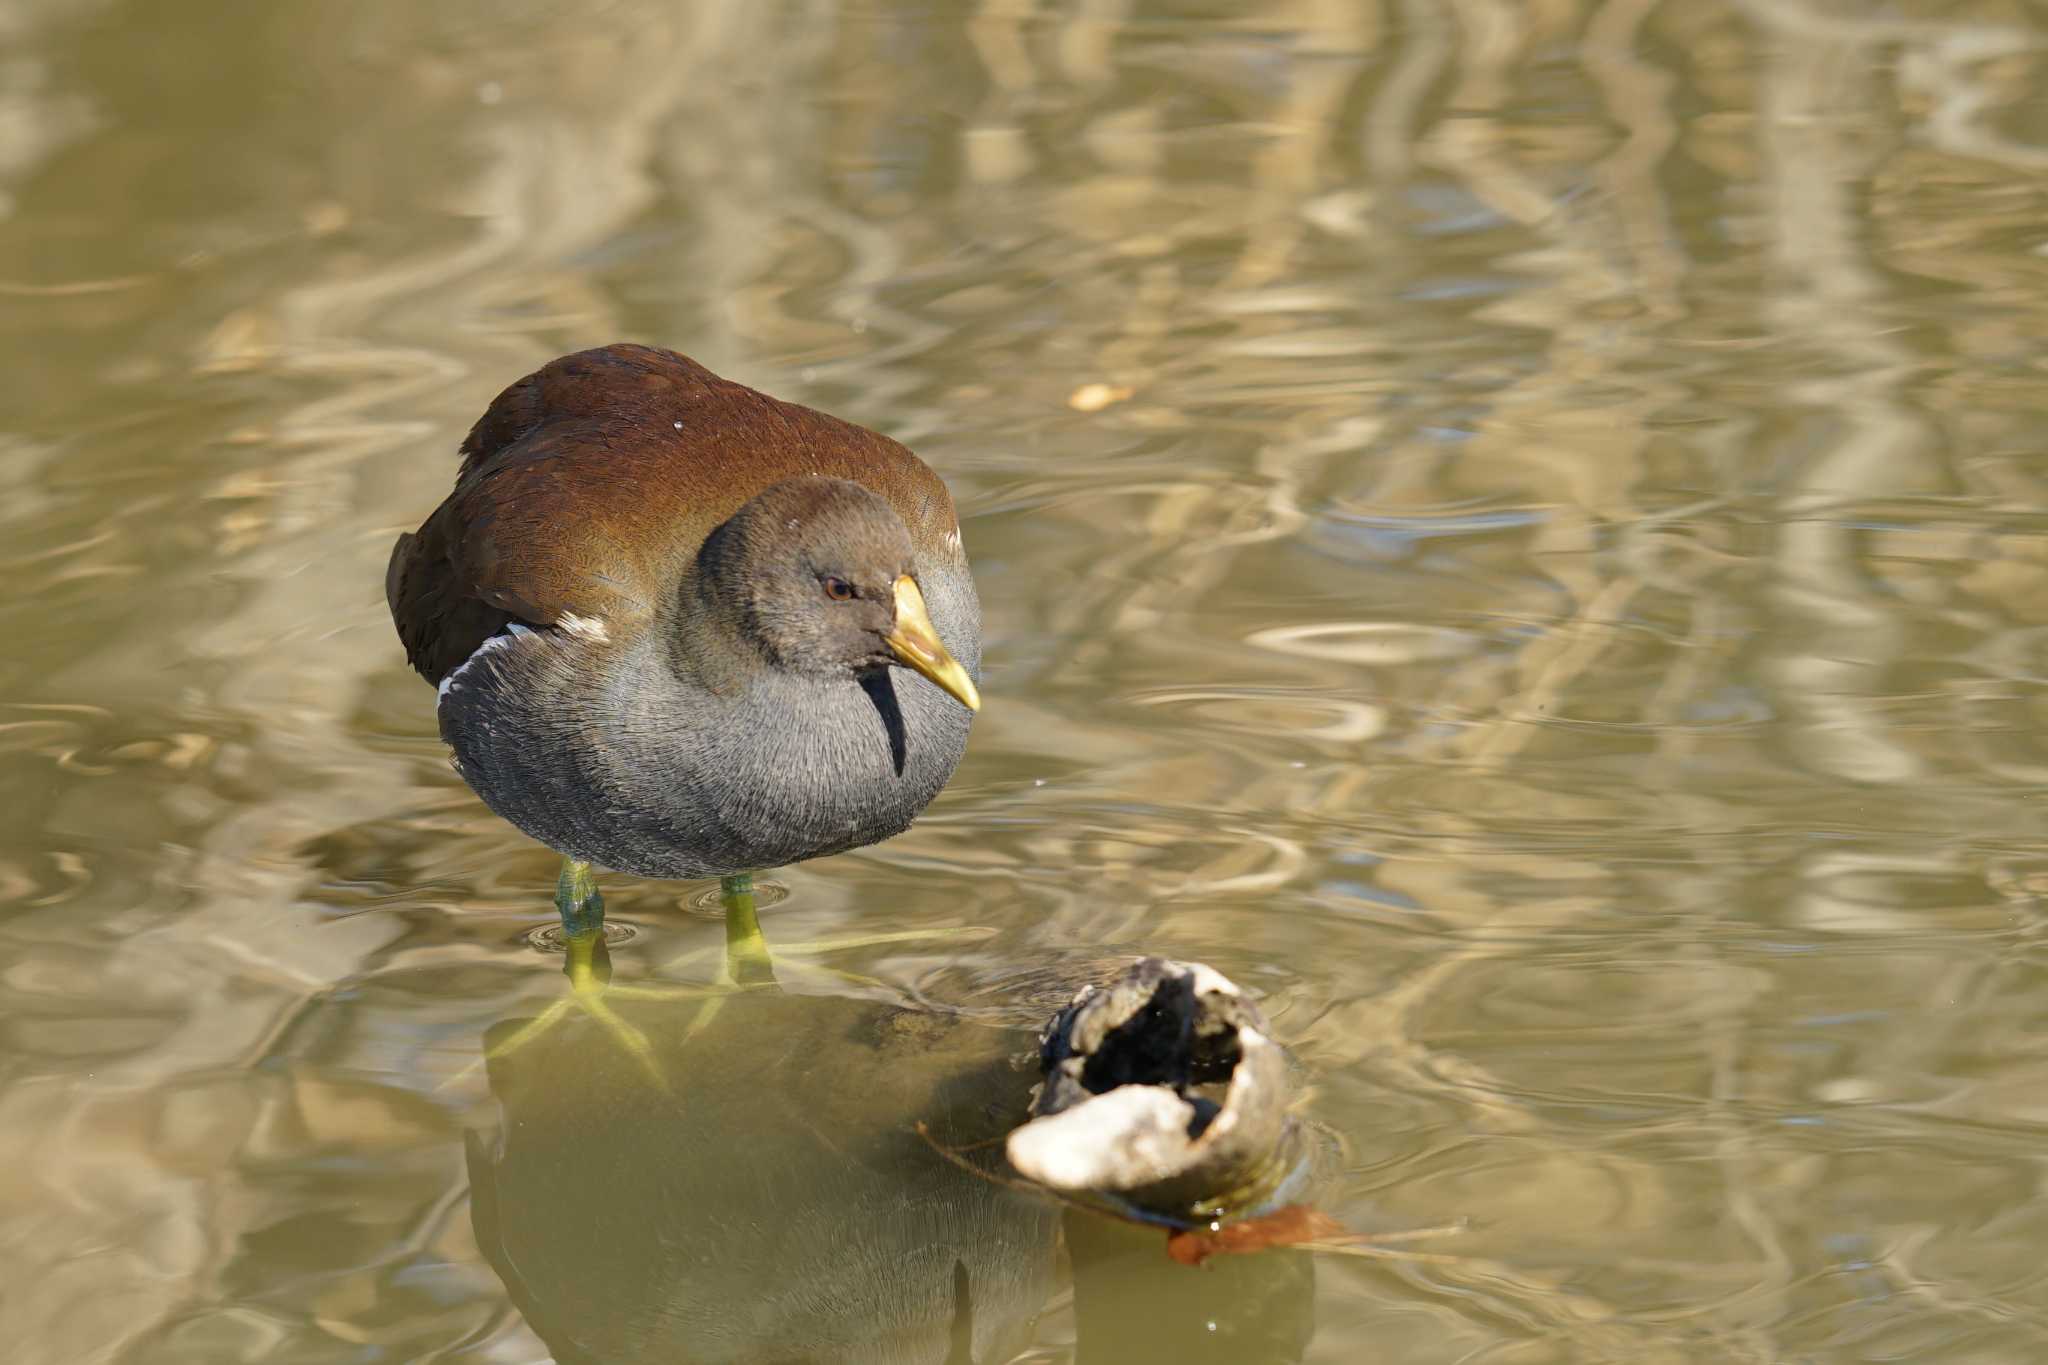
386, 343, 981, 943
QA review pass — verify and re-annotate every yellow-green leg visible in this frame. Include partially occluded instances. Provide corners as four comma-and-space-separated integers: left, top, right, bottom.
556, 857, 604, 939
469, 862, 987, 1091
463, 863, 777, 1092
673, 871, 777, 1047
556, 858, 610, 998
719, 871, 776, 986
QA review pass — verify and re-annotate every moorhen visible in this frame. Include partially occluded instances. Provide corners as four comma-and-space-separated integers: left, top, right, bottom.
387, 343, 981, 937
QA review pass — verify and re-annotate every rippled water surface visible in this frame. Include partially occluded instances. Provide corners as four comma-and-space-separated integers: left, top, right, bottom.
9, 1, 2048, 1361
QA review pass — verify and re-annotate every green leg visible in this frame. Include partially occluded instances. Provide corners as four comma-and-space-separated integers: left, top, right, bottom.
545, 856, 659, 1086
672, 871, 777, 1053
720, 871, 777, 987
555, 856, 614, 997
561, 920, 612, 995
556, 857, 604, 938
463, 857, 762, 1093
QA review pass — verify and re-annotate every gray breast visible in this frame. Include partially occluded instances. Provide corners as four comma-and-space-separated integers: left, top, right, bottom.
435, 562, 980, 879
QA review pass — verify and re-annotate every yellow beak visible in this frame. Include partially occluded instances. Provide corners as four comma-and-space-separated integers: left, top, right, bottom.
885, 575, 981, 712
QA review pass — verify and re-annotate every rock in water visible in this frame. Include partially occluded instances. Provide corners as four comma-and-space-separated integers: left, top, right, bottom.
1006, 957, 1303, 1218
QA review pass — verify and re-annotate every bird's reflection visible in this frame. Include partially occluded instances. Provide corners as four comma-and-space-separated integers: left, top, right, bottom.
465, 891, 1317, 1364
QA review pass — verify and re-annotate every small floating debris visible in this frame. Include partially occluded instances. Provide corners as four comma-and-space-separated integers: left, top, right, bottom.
1164, 1204, 1345, 1266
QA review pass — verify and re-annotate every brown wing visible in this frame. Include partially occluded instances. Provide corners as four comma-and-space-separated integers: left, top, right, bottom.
386, 344, 963, 685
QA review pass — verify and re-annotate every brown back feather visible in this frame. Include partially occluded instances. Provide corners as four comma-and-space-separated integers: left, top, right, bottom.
386, 344, 963, 685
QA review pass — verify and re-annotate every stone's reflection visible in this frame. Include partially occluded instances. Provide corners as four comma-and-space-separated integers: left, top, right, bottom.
1067, 1212, 1315, 1365
467, 911, 1320, 1363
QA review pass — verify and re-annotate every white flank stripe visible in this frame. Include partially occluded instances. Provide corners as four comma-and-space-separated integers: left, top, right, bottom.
436, 629, 522, 700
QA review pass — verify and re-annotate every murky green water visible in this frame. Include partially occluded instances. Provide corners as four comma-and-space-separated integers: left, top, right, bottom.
8, 1, 2048, 1360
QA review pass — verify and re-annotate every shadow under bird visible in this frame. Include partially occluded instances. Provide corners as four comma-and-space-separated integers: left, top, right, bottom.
386, 343, 982, 932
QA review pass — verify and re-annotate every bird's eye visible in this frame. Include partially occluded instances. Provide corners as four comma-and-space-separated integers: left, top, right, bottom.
821, 576, 856, 601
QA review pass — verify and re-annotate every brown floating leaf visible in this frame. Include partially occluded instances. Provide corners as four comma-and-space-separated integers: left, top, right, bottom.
1165, 1205, 1345, 1267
